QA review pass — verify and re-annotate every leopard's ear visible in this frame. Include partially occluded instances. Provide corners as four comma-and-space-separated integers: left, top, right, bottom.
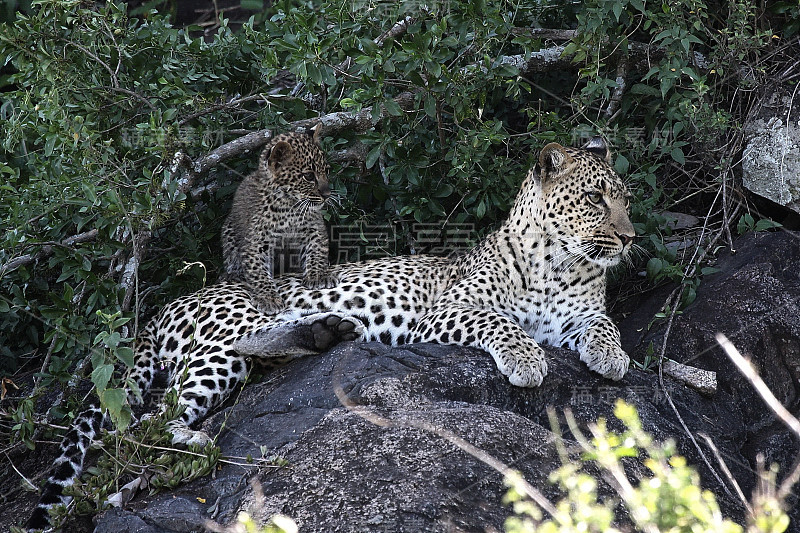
583, 136, 611, 162
268, 140, 294, 170
539, 143, 573, 177
309, 123, 322, 146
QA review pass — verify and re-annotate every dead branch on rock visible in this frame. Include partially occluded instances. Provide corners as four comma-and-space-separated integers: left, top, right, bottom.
661, 359, 717, 395
330, 350, 559, 518
1, 229, 99, 276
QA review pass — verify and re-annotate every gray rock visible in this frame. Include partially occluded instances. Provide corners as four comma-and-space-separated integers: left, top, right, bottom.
743, 91, 800, 214
95, 343, 758, 532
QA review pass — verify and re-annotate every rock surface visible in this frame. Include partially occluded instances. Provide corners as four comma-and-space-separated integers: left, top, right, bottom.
632, 229, 800, 512
95, 341, 753, 533
742, 90, 800, 214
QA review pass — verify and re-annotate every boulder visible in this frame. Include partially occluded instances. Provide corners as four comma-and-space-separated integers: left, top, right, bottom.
742, 90, 800, 215
632, 229, 800, 513
94, 340, 760, 532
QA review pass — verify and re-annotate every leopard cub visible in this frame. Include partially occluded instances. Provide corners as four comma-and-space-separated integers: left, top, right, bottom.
221, 129, 336, 313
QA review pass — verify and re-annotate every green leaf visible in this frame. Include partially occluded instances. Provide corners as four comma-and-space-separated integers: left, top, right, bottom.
630, 83, 660, 96
423, 94, 437, 118
614, 154, 629, 174
434, 183, 454, 198
115, 347, 134, 368
476, 199, 486, 219
646, 257, 664, 279
365, 145, 381, 169
612, 2, 623, 21
101, 387, 130, 430
755, 218, 782, 232
670, 147, 685, 165
241, 0, 264, 9
44, 135, 57, 157
496, 62, 519, 77
383, 98, 403, 117
91, 363, 114, 393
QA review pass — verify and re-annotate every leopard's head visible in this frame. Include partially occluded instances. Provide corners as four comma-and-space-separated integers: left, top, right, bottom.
259, 129, 331, 204
536, 138, 635, 268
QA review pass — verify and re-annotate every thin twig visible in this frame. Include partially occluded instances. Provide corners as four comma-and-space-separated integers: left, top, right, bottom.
698, 432, 752, 514
716, 334, 800, 500
716, 334, 800, 438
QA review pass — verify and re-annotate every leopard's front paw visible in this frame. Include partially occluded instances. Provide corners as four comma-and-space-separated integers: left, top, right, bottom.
580, 341, 629, 381
493, 340, 547, 387
303, 272, 338, 290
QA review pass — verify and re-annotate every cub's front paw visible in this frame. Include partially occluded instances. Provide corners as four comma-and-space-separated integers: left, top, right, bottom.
253, 294, 286, 315
303, 272, 338, 290
580, 342, 629, 381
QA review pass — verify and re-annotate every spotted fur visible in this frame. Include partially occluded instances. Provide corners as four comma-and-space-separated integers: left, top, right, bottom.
221, 130, 336, 314
28, 138, 634, 529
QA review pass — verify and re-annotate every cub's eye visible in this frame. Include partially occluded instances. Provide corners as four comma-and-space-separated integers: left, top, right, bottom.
586, 191, 604, 205
302, 172, 316, 183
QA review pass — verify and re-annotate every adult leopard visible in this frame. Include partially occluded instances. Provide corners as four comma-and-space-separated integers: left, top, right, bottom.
28, 137, 634, 529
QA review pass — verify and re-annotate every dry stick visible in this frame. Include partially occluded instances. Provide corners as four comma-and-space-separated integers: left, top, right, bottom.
716, 334, 800, 500
33, 334, 59, 389
604, 51, 628, 121
1, 228, 99, 275
698, 432, 753, 514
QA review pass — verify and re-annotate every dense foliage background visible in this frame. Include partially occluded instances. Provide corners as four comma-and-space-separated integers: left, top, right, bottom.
0, 0, 796, 440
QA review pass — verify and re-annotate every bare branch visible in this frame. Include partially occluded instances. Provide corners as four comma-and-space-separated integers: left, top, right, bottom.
375, 15, 415, 48
1, 229, 99, 276
187, 91, 418, 178
329, 142, 369, 164
605, 52, 629, 120
716, 334, 800, 439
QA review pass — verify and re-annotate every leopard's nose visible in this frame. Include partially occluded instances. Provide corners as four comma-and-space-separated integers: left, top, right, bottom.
617, 232, 634, 247
318, 183, 331, 199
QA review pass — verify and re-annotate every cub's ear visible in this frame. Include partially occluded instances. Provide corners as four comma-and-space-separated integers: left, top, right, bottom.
583, 136, 611, 162
539, 143, 573, 176
268, 140, 293, 169
308, 123, 323, 146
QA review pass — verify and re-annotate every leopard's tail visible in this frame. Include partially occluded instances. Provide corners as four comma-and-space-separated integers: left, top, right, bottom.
26, 401, 106, 530
27, 323, 160, 529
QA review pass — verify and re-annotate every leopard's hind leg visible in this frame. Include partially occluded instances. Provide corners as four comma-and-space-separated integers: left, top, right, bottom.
165, 345, 251, 446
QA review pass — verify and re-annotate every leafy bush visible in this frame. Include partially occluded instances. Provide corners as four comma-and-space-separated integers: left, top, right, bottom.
504, 401, 790, 533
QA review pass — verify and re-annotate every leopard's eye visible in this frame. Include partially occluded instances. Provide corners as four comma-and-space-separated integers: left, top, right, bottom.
586, 191, 603, 205
302, 172, 316, 183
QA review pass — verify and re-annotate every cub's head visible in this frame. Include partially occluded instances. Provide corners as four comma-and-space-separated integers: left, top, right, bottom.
258, 129, 331, 203
535, 137, 635, 267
